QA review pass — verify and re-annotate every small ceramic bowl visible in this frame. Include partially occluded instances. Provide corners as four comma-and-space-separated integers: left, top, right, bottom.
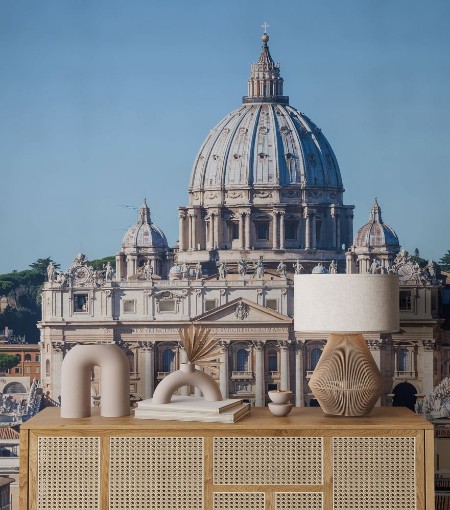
268, 390, 292, 404
268, 402, 293, 417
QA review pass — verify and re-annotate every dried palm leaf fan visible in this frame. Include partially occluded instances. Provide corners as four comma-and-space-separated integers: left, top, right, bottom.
179, 324, 223, 375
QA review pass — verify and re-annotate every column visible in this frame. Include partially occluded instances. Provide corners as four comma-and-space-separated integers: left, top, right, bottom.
191, 213, 197, 251
244, 211, 251, 250
393, 344, 399, 374
279, 212, 285, 250
305, 213, 311, 249
330, 211, 337, 249
272, 211, 278, 249
367, 338, 382, 407
367, 338, 382, 370
51, 341, 64, 403
210, 214, 215, 249
295, 340, 305, 407
239, 212, 244, 250
207, 216, 213, 250
278, 340, 290, 391
336, 214, 341, 250
178, 211, 186, 251
179, 346, 189, 396
311, 214, 317, 249
214, 211, 220, 249
253, 340, 265, 407
139, 341, 155, 399
188, 214, 193, 250
422, 340, 435, 396
219, 340, 229, 398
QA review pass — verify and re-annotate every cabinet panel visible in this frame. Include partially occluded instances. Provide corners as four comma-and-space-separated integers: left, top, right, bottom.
109, 437, 203, 510
275, 492, 323, 510
37, 436, 100, 510
213, 492, 265, 510
213, 436, 322, 485
333, 436, 416, 510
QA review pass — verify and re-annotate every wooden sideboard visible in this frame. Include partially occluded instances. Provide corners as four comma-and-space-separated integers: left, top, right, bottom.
20, 407, 434, 510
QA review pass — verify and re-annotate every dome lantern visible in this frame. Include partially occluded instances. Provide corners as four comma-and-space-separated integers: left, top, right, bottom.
243, 32, 289, 105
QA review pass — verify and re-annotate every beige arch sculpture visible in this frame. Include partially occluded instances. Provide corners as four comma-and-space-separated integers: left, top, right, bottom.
152, 363, 222, 404
61, 344, 130, 418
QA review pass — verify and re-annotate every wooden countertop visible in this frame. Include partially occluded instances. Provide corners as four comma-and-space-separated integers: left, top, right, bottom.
22, 406, 433, 431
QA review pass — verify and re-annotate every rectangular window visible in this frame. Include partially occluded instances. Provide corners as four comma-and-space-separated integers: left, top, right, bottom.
159, 300, 176, 313
266, 299, 278, 311
205, 299, 217, 312
232, 223, 239, 240
35, 355, 40, 362
399, 291, 412, 311
15, 368, 20, 374
25, 366, 30, 374
285, 220, 297, 240
35, 366, 40, 373
74, 293, 88, 313
256, 222, 269, 240
123, 299, 136, 314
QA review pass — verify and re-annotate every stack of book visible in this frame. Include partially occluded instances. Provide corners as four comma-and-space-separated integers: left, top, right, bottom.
134, 396, 250, 423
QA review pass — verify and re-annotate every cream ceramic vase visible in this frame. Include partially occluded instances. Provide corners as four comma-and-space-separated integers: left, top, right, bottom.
152, 363, 223, 404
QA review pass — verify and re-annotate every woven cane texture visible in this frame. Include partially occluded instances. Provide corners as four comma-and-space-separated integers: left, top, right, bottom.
275, 492, 323, 510
213, 437, 322, 484
213, 492, 265, 510
333, 436, 416, 510
109, 437, 203, 510
37, 436, 100, 510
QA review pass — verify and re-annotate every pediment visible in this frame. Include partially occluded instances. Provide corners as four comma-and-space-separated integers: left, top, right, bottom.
193, 298, 292, 325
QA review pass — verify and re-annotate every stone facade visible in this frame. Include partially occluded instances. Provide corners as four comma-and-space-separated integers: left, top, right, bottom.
39, 33, 448, 410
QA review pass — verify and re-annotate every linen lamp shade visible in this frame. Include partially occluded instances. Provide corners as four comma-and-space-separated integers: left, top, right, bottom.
294, 274, 399, 334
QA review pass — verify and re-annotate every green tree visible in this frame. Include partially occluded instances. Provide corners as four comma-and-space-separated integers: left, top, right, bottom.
410, 253, 427, 268
90, 256, 116, 271
29, 258, 60, 275
0, 257, 60, 342
439, 250, 450, 272
0, 353, 20, 374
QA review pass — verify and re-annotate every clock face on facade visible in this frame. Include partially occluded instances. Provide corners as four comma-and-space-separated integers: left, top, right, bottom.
73, 266, 89, 284
398, 263, 413, 280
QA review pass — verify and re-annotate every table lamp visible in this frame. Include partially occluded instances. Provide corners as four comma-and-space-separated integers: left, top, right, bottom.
294, 274, 399, 417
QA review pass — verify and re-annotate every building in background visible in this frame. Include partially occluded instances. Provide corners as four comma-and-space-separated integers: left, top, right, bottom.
39, 33, 447, 411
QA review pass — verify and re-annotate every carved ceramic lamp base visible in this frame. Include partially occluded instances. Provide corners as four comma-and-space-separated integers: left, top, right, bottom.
309, 334, 383, 417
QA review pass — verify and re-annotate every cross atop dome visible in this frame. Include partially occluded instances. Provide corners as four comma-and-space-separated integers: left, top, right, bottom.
243, 29, 289, 105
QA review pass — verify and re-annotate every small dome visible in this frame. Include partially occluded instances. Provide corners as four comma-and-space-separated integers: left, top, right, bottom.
354, 199, 399, 250
312, 262, 328, 274
122, 199, 168, 249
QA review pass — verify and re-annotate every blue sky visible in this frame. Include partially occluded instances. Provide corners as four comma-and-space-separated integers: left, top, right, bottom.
0, 0, 449, 273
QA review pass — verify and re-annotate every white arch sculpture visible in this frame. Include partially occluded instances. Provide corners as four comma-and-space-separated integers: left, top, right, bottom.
61, 344, 130, 418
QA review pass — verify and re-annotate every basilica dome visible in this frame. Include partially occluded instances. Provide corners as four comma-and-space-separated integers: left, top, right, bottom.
178, 33, 355, 264
122, 199, 168, 250
354, 199, 399, 250
189, 34, 343, 204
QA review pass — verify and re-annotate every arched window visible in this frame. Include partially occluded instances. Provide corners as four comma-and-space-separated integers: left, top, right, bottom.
268, 352, 278, 372
162, 350, 175, 373
24, 354, 31, 361
236, 349, 249, 371
398, 348, 410, 372
310, 347, 322, 370
3, 382, 26, 394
